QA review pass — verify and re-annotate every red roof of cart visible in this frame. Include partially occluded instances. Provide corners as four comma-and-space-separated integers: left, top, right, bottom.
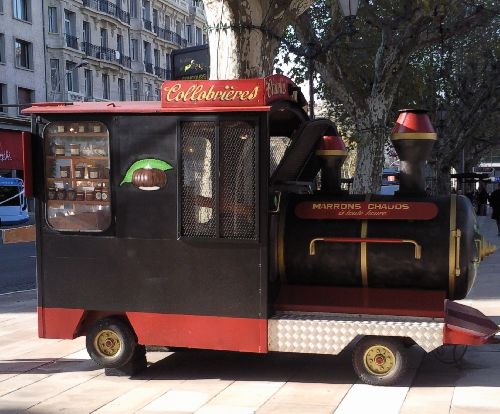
23, 75, 306, 115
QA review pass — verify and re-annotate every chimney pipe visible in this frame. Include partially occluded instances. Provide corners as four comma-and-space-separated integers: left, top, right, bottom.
391, 109, 436, 196
316, 134, 348, 194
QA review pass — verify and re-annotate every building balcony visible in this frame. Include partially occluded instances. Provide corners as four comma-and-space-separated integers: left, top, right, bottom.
144, 62, 154, 74
65, 34, 79, 50
153, 26, 188, 48
143, 19, 152, 31
82, 0, 130, 24
81, 42, 132, 68
154, 66, 171, 80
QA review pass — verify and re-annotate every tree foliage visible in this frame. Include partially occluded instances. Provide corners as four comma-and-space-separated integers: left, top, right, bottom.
279, 0, 498, 193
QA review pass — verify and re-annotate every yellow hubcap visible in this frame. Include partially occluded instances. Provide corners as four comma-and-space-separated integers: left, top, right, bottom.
363, 345, 396, 376
94, 330, 121, 358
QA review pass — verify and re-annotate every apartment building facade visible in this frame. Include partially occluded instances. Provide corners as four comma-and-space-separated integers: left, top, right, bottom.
45, 0, 207, 103
0, 0, 47, 118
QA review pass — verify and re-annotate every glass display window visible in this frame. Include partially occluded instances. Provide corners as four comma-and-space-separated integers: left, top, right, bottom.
44, 121, 111, 232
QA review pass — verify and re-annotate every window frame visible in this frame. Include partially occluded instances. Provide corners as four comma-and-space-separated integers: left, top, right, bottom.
0, 33, 5, 63
13, 0, 30, 22
102, 73, 110, 100
42, 120, 113, 234
14, 38, 32, 70
17, 86, 33, 115
177, 115, 261, 242
0, 83, 6, 113
48, 6, 58, 33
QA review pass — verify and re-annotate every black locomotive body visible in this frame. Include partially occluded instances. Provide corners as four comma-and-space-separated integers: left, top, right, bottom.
280, 193, 479, 299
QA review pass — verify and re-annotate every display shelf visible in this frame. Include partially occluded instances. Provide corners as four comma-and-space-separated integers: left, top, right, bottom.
46, 132, 108, 137
47, 178, 110, 183
46, 155, 109, 161
48, 200, 110, 206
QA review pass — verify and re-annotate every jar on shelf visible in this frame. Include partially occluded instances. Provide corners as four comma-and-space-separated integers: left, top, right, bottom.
48, 187, 56, 200
56, 189, 66, 200
78, 125, 85, 133
60, 166, 71, 178
70, 144, 80, 156
101, 186, 109, 201
74, 165, 85, 179
54, 144, 65, 156
95, 185, 102, 201
85, 190, 95, 201
88, 167, 99, 179
66, 188, 76, 201
76, 190, 85, 201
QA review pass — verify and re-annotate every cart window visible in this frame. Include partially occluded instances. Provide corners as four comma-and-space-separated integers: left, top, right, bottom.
44, 121, 111, 232
180, 120, 258, 240
180, 121, 216, 238
270, 136, 291, 175
220, 120, 257, 239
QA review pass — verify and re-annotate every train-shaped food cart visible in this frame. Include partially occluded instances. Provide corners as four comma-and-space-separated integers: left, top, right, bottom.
22, 75, 499, 385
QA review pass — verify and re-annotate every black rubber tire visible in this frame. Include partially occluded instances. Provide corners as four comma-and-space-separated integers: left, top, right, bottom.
352, 336, 408, 386
86, 318, 137, 369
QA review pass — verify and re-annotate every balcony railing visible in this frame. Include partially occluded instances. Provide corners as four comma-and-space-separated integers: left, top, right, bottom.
144, 61, 154, 74
83, 0, 130, 24
153, 25, 188, 48
81, 42, 132, 68
154, 66, 171, 80
143, 18, 152, 31
65, 34, 79, 49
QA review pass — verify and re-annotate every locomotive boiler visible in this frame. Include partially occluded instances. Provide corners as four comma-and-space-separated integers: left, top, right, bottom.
272, 109, 495, 300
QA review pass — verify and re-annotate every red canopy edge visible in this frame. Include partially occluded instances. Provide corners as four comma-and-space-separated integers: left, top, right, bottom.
22, 101, 270, 114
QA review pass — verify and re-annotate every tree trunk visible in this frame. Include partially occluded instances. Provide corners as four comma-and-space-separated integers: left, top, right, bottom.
352, 127, 387, 194
203, 0, 313, 79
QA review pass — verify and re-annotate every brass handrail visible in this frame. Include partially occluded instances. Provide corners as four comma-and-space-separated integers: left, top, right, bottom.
309, 237, 422, 259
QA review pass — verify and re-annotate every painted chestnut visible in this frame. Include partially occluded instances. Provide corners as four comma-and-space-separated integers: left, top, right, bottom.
131, 167, 167, 190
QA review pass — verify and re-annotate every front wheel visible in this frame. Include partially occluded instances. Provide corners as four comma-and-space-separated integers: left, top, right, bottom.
352, 336, 408, 386
86, 317, 137, 369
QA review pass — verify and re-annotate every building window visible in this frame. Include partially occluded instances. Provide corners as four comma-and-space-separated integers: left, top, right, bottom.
118, 78, 125, 101
130, 0, 137, 18
44, 121, 112, 232
65, 61, 78, 92
100, 28, 108, 49
0, 84, 6, 113
14, 39, 32, 69
0, 0, 3, 13
64, 10, 77, 48
186, 24, 192, 44
165, 53, 170, 69
0, 33, 4, 63
155, 87, 160, 101
196, 27, 202, 45
17, 87, 33, 115
102, 74, 110, 99
131, 39, 138, 61
13, 0, 30, 21
48, 6, 58, 33
164, 14, 170, 29
50, 59, 60, 98
132, 81, 139, 100
83, 21, 90, 43
145, 83, 152, 100
116, 34, 123, 54
84, 69, 92, 99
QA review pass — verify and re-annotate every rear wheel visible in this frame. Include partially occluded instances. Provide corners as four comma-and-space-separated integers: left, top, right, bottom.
86, 318, 137, 369
352, 336, 408, 386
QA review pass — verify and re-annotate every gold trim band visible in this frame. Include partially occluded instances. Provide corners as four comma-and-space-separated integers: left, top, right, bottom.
361, 221, 368, 287
448, 194, 457, 297
315, 150, 348, 156
391, 132, 437, 140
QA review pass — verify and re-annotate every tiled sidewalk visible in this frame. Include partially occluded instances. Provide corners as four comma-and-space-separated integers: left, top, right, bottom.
0, 217, 499, 413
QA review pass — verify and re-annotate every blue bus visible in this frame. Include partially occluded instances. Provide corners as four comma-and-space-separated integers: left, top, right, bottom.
0, 177, 29, 226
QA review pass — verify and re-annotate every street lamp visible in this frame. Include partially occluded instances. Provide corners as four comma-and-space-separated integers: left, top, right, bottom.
52, 60, 89, 102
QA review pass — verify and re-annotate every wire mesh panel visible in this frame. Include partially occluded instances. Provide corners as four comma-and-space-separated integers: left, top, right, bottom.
220, 120, 257, 240
270, 136, 291, 176
180, 121, 216, 238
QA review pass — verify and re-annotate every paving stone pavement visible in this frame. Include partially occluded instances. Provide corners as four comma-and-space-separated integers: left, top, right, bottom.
0, 216, 499, 413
